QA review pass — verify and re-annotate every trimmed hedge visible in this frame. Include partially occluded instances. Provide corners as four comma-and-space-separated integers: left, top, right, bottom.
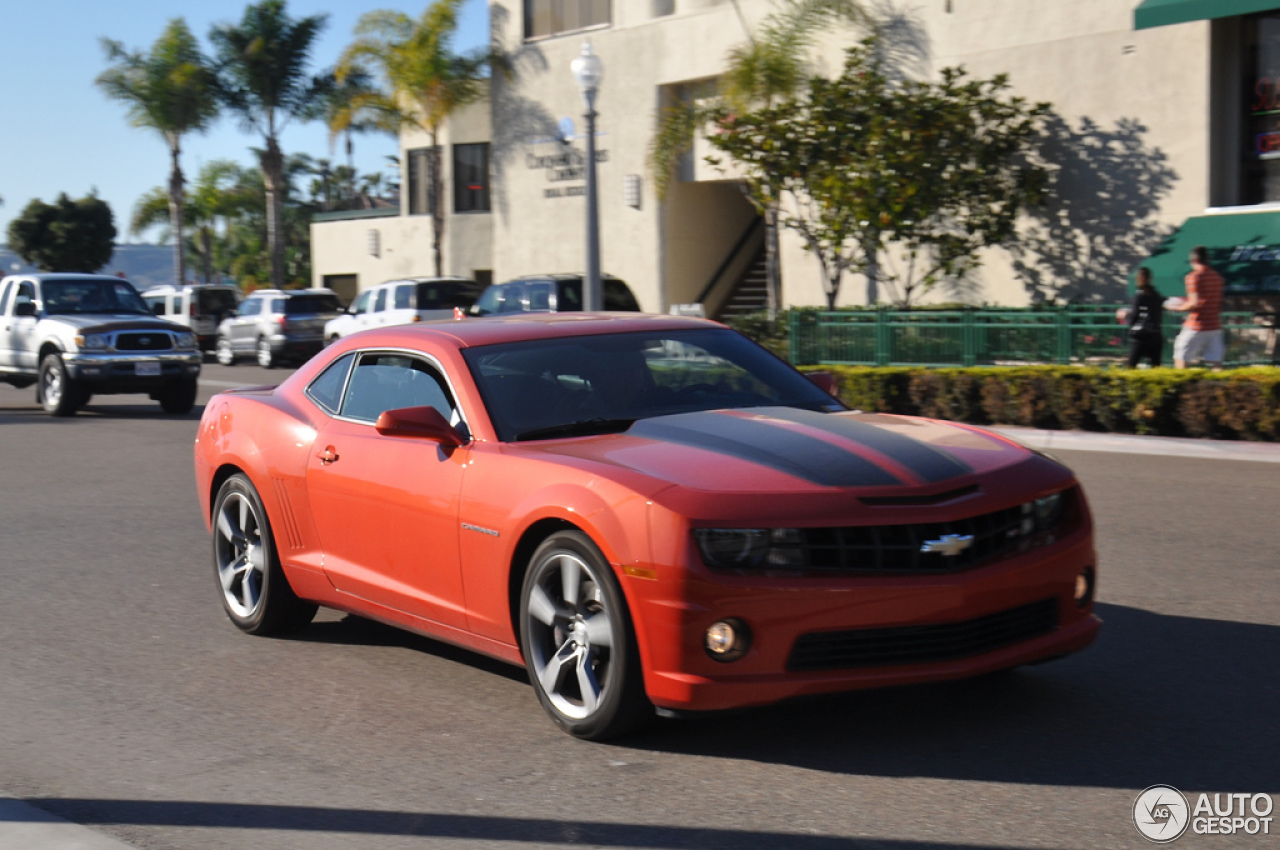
807, 365, 1280, 441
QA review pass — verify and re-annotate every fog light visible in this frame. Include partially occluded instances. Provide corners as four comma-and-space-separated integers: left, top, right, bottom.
1074, 568, 1095, 608
704, 618, 751, 662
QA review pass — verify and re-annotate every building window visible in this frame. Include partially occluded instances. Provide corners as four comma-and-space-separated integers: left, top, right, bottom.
525, 0, 610, 40
407, 147, 440, 216
453, 143, 491, 213
1244, 13, 1280, 203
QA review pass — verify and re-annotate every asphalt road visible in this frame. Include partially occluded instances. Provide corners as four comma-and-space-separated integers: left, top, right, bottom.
0, 364, 1277, 850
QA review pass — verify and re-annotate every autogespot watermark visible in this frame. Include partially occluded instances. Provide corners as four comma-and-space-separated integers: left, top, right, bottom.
1133, 785, 1275, 842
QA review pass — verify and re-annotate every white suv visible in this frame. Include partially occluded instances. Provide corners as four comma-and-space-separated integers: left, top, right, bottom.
325, 277, 481, 342
141, 283, 242, 353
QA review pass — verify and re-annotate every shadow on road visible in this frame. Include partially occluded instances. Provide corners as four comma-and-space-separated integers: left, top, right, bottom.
632, 602, 1278, 791
267, 602, 1277, 793
9, 799, 1009, 849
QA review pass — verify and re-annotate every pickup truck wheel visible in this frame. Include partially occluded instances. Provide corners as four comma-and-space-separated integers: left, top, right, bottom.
212, 474, 317, 635
159, 377, 198, 414
215, 338, 235, 367
39, 353, 83, 416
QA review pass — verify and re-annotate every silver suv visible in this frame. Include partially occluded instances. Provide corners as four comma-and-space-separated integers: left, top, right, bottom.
215, 288, 344, 368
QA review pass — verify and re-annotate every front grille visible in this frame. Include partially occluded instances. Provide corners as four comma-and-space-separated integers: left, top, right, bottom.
787, 598, 1059, 672
115, 332, 173, 351
800, 503, 1030, 573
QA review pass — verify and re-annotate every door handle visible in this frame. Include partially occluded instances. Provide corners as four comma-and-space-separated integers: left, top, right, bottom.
316, 446, 339, 464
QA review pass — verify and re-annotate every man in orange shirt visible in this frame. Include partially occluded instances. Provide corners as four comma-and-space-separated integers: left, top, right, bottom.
1168, 245, 1224, 368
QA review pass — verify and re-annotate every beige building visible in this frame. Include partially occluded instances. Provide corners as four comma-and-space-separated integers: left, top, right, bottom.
312, 0, 1280, 311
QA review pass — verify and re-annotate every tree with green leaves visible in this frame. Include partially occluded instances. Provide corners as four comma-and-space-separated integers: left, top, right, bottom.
337, 0, 495, 276
649, 0, 866, 318
211, 0, 329, 289
8, 193, 117, 273
321, 67, 384, 204
706, 37, 1051, 308
97, 18, 221, 289
130, 159, 259, 283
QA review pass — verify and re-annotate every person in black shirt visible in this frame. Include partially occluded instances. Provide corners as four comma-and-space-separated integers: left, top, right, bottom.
1126, 266, 1164, 367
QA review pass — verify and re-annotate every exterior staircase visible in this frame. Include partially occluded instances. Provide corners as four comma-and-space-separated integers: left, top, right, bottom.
713, 249, 769, 319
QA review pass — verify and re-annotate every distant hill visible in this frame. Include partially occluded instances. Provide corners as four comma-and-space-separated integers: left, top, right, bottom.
0, 244, 193, 291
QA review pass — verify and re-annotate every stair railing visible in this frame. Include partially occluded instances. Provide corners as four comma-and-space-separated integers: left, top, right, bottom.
694, 217, 764, 311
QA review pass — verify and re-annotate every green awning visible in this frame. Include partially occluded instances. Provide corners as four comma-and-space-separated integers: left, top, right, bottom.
1135, 0, 1280, 30
1140, 209, 1280, 296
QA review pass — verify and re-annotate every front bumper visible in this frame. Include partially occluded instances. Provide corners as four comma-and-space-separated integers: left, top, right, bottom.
64, 351, 201, 391
631, 529, 1100, 712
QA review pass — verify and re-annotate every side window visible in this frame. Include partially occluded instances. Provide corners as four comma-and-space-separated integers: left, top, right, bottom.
16, 282, 35, 308
373, 288, 388, 312
143, 295, 165, 316
339, 352, 456, 424
527, 282, 554, 312
271, 299, 285, 314
305, 353, 355, 413
497, 283, 526, 314
240, 299, 260, 316
394, 284, 414, 310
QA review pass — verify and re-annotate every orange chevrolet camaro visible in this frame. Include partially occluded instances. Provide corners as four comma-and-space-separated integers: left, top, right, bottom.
194, 313, 1100, 739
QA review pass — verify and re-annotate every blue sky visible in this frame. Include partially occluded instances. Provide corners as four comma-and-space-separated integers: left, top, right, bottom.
0, 0, 488, 251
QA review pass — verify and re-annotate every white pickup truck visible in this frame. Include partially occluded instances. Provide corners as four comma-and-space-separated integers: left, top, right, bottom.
0, 273, 203, 416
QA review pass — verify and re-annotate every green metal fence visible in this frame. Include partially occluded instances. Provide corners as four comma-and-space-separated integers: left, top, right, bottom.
788, 307, 1277, 367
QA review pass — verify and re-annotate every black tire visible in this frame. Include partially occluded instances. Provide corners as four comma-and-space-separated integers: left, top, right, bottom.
215, 337, 235, 367
519, 531, 651, 740
159, 377, 198, 414
256, 337, 275, 369
211, 474, 317, 636
38, 353, 84, 416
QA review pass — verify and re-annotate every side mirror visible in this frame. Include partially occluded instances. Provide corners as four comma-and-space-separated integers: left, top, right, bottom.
374, 405, 466, 447
14, 301, 36, 318
806, 371, 837, 396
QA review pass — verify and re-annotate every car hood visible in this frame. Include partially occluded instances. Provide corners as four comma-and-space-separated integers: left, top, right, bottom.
519, 407, 1036, 496
44, 314, 181, 333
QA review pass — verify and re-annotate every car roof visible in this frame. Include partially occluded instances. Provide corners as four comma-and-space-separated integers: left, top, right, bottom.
345, 312, 721, 349
377, 276, 475, 285
498, 273, 624, 283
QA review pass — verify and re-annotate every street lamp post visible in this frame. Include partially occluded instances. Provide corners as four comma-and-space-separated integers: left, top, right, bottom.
571, 41, 604, 312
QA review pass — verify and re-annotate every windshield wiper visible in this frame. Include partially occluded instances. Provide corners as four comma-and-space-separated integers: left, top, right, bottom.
515, 417, 635, 442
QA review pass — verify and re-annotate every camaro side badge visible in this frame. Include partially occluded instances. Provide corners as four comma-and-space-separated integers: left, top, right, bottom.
920, 534, 974, 557
461, 522, 500, 538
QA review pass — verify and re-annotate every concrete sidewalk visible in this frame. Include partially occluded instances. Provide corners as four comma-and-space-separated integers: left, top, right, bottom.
0, 794, 136, 850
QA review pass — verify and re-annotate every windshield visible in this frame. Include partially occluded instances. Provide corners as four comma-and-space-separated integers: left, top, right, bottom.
464, 327, 845, 442
40, 279, 150, 316
283, 293, 343, 314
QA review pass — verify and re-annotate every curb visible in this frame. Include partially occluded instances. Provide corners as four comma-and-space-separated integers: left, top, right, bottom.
0, 795, 137, 850
988, 426, 1280, 464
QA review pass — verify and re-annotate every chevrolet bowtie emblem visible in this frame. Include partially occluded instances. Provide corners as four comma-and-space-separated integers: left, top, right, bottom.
920, 533, 974, 557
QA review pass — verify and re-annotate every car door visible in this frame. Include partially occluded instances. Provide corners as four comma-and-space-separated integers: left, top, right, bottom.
370, 286, 389, 328
304, 350, 470, 629
0, 282, 13, 368
4, 282, 40, 370
229, 298, 259, 353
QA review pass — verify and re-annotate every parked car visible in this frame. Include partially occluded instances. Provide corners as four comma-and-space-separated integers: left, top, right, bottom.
215, 288, 344, 368
468, 273, 640, 316
141, 283, 242, 352
325, 276, 481, 342
194, 312, 1100, 740
0, 273, 202, 415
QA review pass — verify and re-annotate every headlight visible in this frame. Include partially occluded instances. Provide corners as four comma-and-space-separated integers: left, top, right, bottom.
1018, 491, 1066, 536
174, 332, 197, 350
75, 333, 111, 350
694, 528, 805, 570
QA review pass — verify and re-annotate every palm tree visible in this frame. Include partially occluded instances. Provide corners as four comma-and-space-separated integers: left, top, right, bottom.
211, 0, 329, 289
337, 0, 495, 276
322, 67, 386, 204
649, 0, 865, 318
97, 18, 220, 289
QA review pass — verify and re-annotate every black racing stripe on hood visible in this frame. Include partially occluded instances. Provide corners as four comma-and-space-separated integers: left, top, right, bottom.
760, 407, 973, 483
629, 413, 902, 487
